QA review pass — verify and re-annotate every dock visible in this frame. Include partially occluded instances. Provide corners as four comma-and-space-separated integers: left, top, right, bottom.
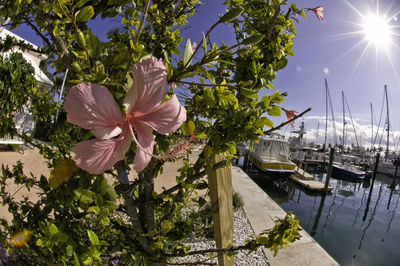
293, 165, 314, 180
285, 159, 333, 191
232, 166, 338, 265
289, 174, 333, 191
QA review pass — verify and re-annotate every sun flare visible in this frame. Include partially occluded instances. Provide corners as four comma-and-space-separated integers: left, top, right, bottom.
362, 14, 392, 49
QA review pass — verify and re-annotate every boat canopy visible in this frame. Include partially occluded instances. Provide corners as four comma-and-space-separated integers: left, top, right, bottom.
253, 138, 290, 160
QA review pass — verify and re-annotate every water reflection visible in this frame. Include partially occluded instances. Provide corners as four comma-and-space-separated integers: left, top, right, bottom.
243, 165, 400, 266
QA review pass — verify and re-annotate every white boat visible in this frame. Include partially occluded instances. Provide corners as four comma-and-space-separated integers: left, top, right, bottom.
332, 163, 366, 180
249, 133, 296, 173
376, 160, 400, 177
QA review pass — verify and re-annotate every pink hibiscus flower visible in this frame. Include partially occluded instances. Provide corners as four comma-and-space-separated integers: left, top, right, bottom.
310, 6, 324, 22
64, 57, 187, 174
284, 109, 298, 128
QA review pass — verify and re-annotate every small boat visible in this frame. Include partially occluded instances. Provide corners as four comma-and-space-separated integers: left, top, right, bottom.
332, 163, 366, 180
249, 133, 296, 173
376, 160, 400, 178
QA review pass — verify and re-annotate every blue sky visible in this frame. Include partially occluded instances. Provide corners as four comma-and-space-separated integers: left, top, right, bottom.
271, 0, 400, 148
10, 0, 400, 150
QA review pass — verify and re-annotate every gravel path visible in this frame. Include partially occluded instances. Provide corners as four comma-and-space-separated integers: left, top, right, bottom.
171, 208, 269, 265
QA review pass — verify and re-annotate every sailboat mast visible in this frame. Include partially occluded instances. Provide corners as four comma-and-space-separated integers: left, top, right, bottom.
342, 90, 345, 150
385, 85, 390, 159
370, 103, 373, 151
324, 79, 328, 150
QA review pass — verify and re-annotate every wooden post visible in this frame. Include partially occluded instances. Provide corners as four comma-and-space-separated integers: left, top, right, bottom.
372, 153, 380, 184
208, 153, 234, 266
243, 152, 249, 170
363, 153, 380, 221
324, 148, 335, 192
391, 156, 399, 189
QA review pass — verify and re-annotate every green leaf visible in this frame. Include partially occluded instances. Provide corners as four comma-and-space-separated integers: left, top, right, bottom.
75, 30, 86, 49
74, 0, 91, 8
266, 83, 275, 89
205, 61, 218, 68
84, 30, 102, 57
202, 32, 207, 53
183, 38, 193, 67
225, 143, 236, 155
53, 4, 66, 18
73, 252, 81, 266
243, 34, 264, 45
198, 197, 207, 207
204, 87, 215, 105
219, 91, 238, 109
195, 132, 207, 139
82, 256, 92, 265
87, 206, 100, 215
71, 50, 87, 60
161, 220, 173, 234
87, 230, 100, 245
239, 88, 258, 99
93, 176, 109, 195
181, 121, 195, 135
268, 105, 281, 116
270, 90, 284, 104
74, 188, 95, 205
195, 181, 208, 190
290, 3, 299, 12
99, 240, 109, 246
36, 238, 43, 247
75, 6, 94, 22
274, 58, 288, 71
219, 7, 244, 23
255, 117, 273, 128
48, 223, 59, 236
66, 244, 73, 257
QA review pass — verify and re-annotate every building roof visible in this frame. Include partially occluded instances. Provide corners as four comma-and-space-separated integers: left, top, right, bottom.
0, 28, 53, 86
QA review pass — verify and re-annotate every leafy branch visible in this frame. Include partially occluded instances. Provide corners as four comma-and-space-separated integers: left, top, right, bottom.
264, 107, 312, 135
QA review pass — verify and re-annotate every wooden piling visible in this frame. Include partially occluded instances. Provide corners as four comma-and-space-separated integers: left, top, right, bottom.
363, 153, 380, 221
371, 153, 380, 184
243, 152, 248, 170
324, 148, 335, 193
391, 156, 398, 189
208, 153, 234, 266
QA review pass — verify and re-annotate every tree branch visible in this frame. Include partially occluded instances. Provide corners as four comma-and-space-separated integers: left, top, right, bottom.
24, 18, 52, 48
263, 107, 311, 135
134, 0, 151, 43
115, 160, 154, 255
178, 80, 238, 88
161, 158, 229, 196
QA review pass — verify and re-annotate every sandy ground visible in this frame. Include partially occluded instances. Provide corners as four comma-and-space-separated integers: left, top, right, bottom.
0, 148, 204, 224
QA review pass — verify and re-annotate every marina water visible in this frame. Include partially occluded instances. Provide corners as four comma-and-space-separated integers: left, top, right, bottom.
242, 163, 400, 266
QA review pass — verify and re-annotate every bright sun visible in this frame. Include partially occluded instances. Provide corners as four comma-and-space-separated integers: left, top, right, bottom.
361, 14, 392, 49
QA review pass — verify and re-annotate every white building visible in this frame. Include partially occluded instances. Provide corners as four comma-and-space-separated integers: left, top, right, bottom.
0, 22, 53, 149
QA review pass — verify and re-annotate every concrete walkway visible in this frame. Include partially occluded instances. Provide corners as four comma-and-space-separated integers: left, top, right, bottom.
231, 166, 339, 266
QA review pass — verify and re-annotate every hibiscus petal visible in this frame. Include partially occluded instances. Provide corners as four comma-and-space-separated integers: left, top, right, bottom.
136, 95, 187, 135
131, 121, 155, 172
74, 130, 132, 174
124, 57, 168, 114
65, 83, 124, 139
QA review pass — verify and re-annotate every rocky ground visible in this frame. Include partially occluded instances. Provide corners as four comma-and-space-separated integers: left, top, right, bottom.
170, 209, 269, 265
